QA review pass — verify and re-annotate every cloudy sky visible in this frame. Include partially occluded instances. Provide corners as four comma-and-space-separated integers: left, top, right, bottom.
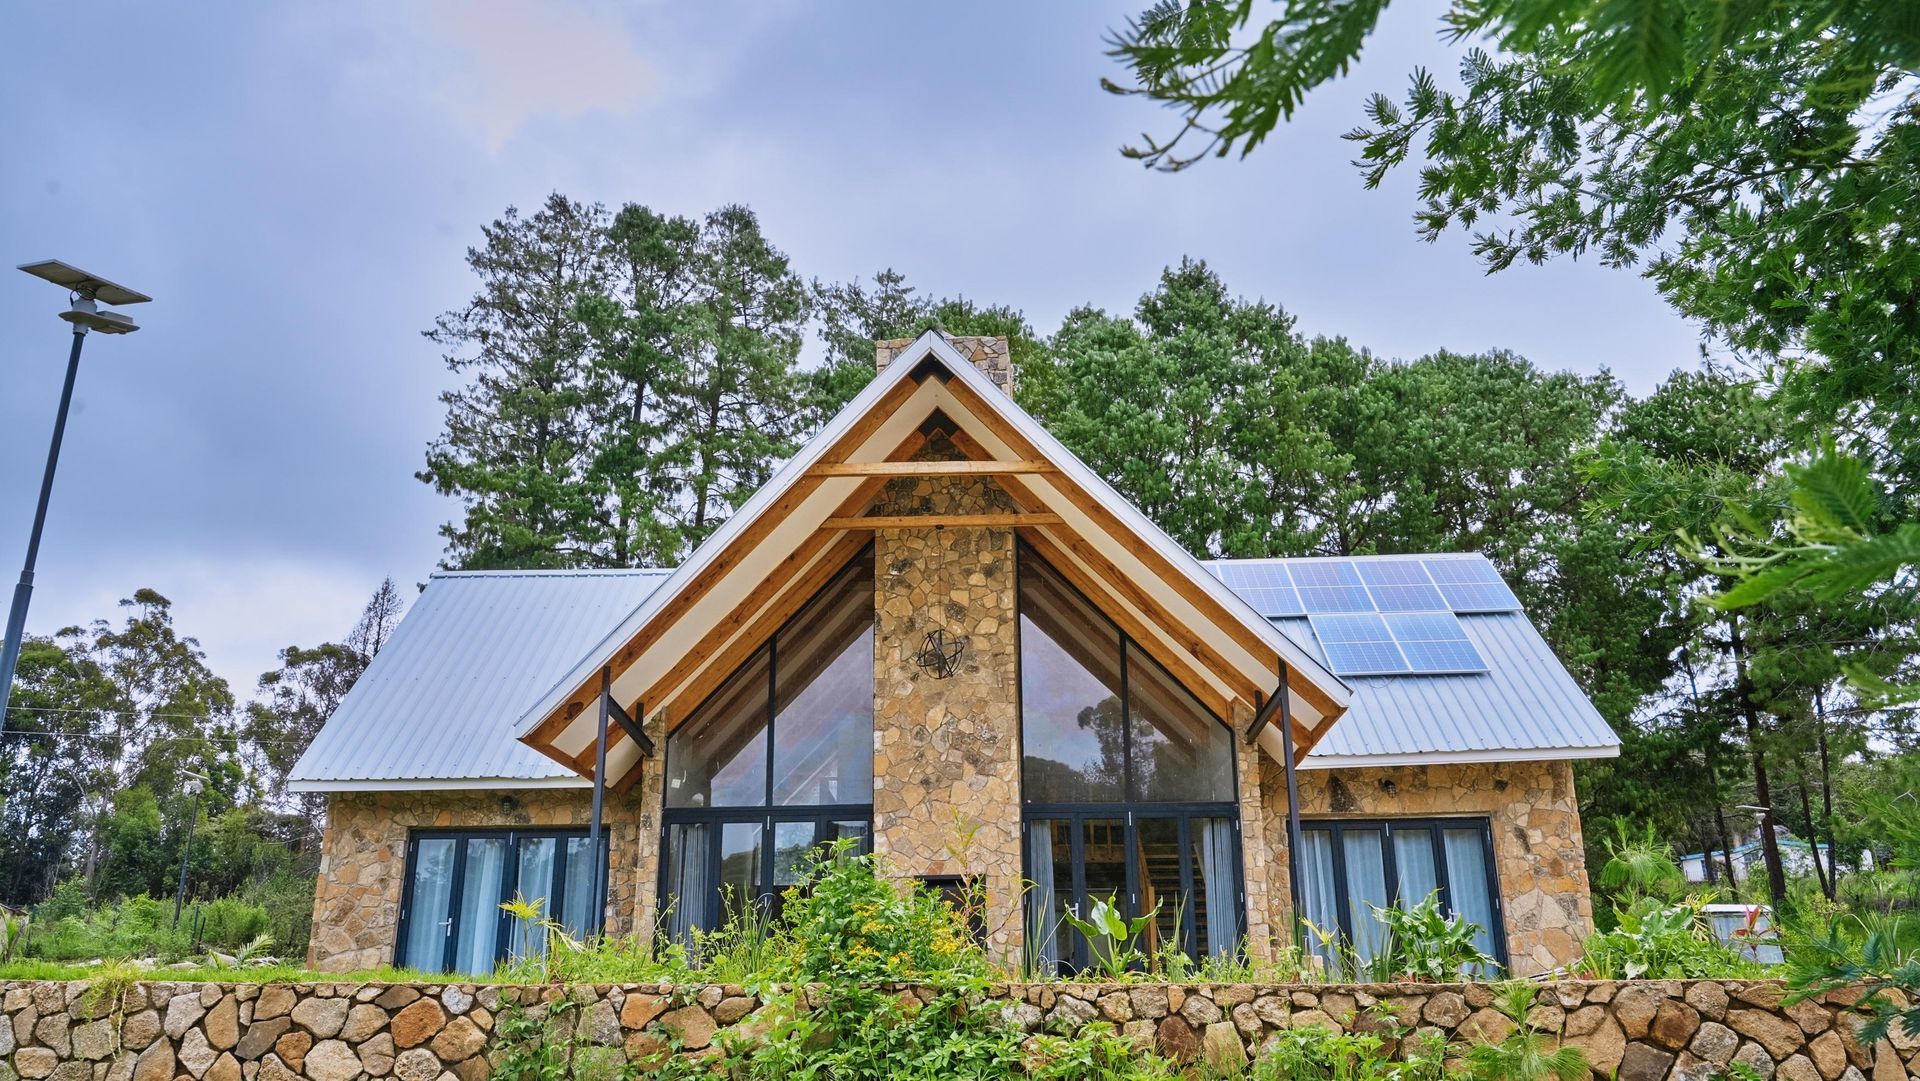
0, 1, 1701, 696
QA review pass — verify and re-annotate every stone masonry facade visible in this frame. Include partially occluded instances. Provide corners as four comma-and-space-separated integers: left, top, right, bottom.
869, 428, 1025, 960
308, 789, 647, 973
1261, 759, 1595, 975
6, 978, 1917, 1081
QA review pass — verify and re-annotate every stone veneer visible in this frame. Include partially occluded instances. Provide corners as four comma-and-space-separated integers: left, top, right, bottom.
1260, 760, 1595, 976
308, 789, 647, 973
6, 979, 1916, 1081
875, 334, 1015, 395
869, 428, 1025, 960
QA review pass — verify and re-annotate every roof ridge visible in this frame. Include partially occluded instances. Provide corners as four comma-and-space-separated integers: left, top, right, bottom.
430, 567, 676, 579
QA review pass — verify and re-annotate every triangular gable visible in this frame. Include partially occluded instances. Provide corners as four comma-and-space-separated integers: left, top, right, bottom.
517, 331, 1350, 788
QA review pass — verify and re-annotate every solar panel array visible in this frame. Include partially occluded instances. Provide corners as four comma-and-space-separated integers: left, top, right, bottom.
1208, 557, 1519, 617
1208, 556, 1511, 677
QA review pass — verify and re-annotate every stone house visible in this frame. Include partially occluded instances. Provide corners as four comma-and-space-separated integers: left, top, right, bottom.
290, 331, 1617, 977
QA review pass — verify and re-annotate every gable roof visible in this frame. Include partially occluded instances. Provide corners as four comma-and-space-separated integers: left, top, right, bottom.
514, 331, 1351, 791
287, 554, 1613, 790
287, 569, 670, 790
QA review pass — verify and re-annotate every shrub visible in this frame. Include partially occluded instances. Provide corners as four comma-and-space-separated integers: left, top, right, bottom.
1576, 897, 1762, 979
1366, 893, 1498, 982
1784, 914, 1920, 1046
197, 896, 271, 949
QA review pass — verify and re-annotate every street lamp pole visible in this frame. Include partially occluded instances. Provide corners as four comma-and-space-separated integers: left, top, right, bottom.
173, 772, 209, 929
0, 261, 148, 716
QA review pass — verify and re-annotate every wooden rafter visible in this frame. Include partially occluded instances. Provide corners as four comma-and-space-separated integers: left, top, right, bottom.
806, 460, 1055, 478
823, 512, 1063, 530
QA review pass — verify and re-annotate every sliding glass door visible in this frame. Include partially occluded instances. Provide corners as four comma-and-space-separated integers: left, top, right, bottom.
397, 828, 604, 975
1297, 817, 1504, 973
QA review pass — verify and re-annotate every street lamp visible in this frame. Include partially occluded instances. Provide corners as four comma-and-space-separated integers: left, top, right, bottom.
0, 261, 149, 717
173, 770, 210, 929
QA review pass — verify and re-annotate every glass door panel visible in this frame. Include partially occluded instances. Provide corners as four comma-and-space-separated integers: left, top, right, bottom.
1393, 828, 1439, 907
718, 821, 764, 924
1025, 819, 1074, 976
452, 837, 507, 976
1078, 817, 1130, 970
1298, 828, 1339, 964
1192, 817, 1240, 958
511, 837, 557, 959
1340, 829, 1390, 966
560, 836, 598, 938
1134, 817, 1184, 960
403, 837, 457, 971
1443, 827, 1498, 968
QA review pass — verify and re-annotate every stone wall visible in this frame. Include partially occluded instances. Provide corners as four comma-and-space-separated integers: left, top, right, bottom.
869, 429, 1025, 959
876, 334, 1015, 395
309, 789, 648, 973
1265, 760, 1596, 976
6, 979, 1915, 1081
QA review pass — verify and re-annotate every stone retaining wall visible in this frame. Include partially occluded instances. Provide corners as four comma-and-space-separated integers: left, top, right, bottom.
5, 979, 1915, 1081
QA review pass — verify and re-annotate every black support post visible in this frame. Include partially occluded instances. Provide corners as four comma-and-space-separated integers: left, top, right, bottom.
588, 666, 611, 936
1273, 662, 1308, 930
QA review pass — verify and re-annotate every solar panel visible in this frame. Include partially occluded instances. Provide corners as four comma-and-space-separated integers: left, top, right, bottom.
1309, 613, 1409, 675
1211, 561, 1303, 616
1290, 560, 1374, 613
1384, 613, 1488, 673
1421, 558, 1522, 612
1354, 560, 1447, 611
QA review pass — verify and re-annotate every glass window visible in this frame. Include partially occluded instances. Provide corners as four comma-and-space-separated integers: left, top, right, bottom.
1295, 818, 1506, 974
1019, 557, 1124, 803
398, 829, 602, 975
661, 549, 876, 943
1127, 643, 1234, 803
773, 557, 874, 806
666, 648, 770, 809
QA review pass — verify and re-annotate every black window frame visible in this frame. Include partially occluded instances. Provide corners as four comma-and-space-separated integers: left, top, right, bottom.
1015, 543, 1246, 973
1298, 816, 1508, 971
394, 826, 606, 974
658, 545, 877, 938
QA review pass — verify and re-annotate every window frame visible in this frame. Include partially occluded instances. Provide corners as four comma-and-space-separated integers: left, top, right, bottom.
658, 545, 877, 937
1298, 816, 1508, 970
1015, 543, 1246, 972
394, 826, 605, 974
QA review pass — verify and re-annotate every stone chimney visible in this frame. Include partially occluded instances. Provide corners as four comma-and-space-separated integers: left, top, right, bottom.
875, 333, 1015, 396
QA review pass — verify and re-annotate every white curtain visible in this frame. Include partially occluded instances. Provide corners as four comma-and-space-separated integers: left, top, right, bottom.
403, 838, 457, 971
665, 823, 713, 946
1025, 822, 1060, 974
1298, 829, 1340, 963
1393, 828, 1439, 906
1442, 828, 1497, 972
1342, 831, 1390, 965
1200, 818, 1240, 957
453, 838, 507, 975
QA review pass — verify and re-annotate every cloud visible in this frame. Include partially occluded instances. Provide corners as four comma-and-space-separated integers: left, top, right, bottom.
358, 0, 658, 152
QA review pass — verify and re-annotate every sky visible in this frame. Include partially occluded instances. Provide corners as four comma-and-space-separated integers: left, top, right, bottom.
0, 1, 1704, 698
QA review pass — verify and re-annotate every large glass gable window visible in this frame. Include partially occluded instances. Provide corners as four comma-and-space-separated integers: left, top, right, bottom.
662, 548, 875, 942
1019, 546, 1242, 973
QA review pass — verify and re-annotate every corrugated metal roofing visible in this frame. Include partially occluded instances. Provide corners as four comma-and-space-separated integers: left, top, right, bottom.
287, 569, 671, 788
290, 553, 1615, 788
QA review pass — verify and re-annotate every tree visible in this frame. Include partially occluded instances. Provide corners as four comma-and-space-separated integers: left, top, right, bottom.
420, 194, 607, 569
0, 632, 120, 903
245, 578, 405, 843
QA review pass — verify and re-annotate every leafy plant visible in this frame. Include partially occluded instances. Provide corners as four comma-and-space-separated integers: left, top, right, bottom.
1249, 1016, 1443, 1081
1595, 820, 1685, 907
1783, 914, 1920, 1046
1577, 897, 1761, 979
492, 998, 624, 1081
1060, 894, 1158, 981
1365, 893, 1497, 982
1461, 984, 1588, 1081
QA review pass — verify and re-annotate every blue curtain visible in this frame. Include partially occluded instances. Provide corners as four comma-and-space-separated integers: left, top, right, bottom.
1443, 828, 1497, 971
1200, 818, 1240, 957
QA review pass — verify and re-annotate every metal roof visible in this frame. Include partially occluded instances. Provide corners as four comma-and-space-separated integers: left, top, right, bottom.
1241, 567, 1616, 767
290, 553, 1615, 790
287, 569, 671, 789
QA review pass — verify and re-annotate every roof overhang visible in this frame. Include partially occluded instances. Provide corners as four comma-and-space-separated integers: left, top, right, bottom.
516, 331, 1352, 789
287, 775, 589, 793
1299, 744, 1621, 771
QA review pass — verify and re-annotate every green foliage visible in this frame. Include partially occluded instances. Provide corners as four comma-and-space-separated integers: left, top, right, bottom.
1784, 914, 1920, 1046
1060, 894, 1159, 981
1365, 893, 1498, 982
493, 998, 627, 1081
1248, 1014, 1444, 1081
1577, 897, 1762, 979
1594, 821, 1686, 909
776, 845, 992, 987
26, 892, 192, 963
1460, 985, 1588, 1081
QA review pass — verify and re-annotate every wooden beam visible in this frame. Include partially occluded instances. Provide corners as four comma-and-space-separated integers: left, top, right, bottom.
806, 460, 1055, 478
823, 512, 1063, 530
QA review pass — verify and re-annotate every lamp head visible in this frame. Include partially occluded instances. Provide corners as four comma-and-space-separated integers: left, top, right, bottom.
59, 297, 139, 334
18, 260, 148, 336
